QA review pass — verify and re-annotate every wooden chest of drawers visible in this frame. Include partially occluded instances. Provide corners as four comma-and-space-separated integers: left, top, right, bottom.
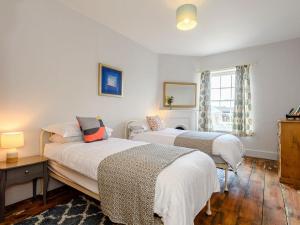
278, 120, 300, 187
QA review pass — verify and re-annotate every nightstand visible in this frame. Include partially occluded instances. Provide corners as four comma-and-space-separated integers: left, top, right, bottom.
0, 156, 48, 222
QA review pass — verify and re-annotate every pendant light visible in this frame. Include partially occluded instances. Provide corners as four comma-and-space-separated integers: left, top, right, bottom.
176, 4, 198, 31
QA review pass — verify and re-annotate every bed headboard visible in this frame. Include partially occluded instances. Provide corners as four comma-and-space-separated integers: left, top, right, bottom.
39, 130, 53, 156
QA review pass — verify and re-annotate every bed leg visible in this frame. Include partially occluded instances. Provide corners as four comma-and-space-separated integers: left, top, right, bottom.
224, 166, 229, 192
206, 199, 212, 216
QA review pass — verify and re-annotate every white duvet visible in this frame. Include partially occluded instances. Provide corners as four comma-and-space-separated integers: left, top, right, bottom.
131, 128, 244, 171
44, 138, 220, 225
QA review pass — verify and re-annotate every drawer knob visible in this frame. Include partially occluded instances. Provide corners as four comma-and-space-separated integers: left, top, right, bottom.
25, 170, 29, 174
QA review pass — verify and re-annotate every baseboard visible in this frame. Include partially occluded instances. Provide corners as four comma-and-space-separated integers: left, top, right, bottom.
245, 148, 278, 160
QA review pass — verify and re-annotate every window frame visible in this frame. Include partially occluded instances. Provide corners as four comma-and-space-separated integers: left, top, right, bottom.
210, 68, 236, 133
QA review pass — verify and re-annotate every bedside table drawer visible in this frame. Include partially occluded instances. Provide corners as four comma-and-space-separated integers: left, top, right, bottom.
6, 163, 44, 186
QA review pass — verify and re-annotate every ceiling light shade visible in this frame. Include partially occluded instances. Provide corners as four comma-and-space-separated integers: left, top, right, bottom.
176, 4, 197, 31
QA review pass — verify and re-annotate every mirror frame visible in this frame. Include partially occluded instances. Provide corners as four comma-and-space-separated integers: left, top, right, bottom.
163, 82, 197, 108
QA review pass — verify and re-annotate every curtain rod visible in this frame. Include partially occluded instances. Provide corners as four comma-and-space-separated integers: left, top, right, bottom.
196, 62, 258, 74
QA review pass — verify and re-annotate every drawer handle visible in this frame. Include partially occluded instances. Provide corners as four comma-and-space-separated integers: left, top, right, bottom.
25, 170, 30, 174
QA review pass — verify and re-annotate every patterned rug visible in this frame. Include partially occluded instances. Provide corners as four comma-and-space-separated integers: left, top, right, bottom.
15, 196, 114, 225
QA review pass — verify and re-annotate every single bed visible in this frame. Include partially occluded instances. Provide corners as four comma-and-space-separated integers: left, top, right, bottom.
40, 130, 220, 225
126, 122, 245, 191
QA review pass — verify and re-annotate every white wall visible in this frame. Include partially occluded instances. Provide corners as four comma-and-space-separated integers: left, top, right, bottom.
0, 0, 159, 205
158, 38, 300, 160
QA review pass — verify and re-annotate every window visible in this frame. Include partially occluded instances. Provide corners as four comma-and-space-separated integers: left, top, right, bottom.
210, 68, 236, 132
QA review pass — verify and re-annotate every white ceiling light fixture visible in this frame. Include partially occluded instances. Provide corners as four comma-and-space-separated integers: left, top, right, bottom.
176, 4, 198, 31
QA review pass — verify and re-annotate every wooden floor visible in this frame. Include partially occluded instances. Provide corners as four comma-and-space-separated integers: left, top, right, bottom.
2, 157, 300, 225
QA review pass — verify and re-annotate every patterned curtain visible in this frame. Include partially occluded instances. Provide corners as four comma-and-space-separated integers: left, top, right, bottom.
198, 71, 212, 131
232, 65, 253, 136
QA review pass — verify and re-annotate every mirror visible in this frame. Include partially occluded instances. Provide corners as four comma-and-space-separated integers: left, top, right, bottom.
163, 82, 197, 108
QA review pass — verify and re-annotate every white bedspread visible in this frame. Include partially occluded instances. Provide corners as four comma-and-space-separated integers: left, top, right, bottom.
44, 138, 220, 225
131, 128, 244, 171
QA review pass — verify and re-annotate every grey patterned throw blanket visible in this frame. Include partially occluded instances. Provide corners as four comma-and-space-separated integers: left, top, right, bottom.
97, 143, 196, 225
174, 131, 224, 155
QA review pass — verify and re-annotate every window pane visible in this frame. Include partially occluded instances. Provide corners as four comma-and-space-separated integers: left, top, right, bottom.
220, 101, 231, 108
209, 68, 236, 132
230, 101, 235, 108
211, 76, 220, 88
211, 107, 233, 132
211, 89, 220, 100
231, 88, 235, 99
220, 88, 231, 100
232, 75, 236, 87
221, 75, 231, 88
211, 101, 220, 107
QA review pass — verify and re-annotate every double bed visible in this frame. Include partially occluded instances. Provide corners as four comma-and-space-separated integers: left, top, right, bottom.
126, 122, 245, 191
40, 130, 220, 225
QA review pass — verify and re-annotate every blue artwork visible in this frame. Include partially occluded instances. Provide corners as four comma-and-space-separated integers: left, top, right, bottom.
99, 64, 123, 97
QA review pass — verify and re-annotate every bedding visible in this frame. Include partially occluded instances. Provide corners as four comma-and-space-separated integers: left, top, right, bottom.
146, 115, 165, 131
131, 128, 244, 171
127, 120, 150, 131
128, 125, 146, 138
43, 121, 113, 139
49, 134, 83, 143
98, 143, 196, 225
43, 122, 82, 137
77, 116, 108, 142
44, 138, 220, 225
48, 160, 99, 194
174, 131, 224, 155
48, 127, 113, 143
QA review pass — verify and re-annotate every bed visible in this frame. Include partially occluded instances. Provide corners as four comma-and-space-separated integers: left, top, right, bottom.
40, 130, 220, 225
126, 122, 245, 192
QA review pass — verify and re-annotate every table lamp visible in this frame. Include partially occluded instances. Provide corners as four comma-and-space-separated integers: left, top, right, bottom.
0, 132, 24, 163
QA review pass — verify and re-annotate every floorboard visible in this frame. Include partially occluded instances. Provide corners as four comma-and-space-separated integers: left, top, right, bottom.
281, 184, 300, 225
1, 157, 300, 225
262, 160, 287, 225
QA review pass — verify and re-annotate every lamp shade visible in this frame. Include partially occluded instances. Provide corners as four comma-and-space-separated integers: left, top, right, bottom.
0, 132, 24, 149
176, 4, 197, 31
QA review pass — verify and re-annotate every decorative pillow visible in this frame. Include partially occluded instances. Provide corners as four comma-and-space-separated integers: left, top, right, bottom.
76, 116, 108, 143
49, 134, 83, 144
43, 122, 82, 137
146, 115, 165, 131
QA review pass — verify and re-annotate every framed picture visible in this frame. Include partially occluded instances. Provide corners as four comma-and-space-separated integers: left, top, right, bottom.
98, 63, 123, 97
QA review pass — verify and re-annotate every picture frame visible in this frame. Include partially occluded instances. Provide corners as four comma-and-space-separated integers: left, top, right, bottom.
98, 63, 123, 97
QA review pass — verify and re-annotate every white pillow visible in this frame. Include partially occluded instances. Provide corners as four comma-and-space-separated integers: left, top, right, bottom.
49, 127, 113, 144
128, 120, 150, 131
128, 128, 145, 139
43, 122, 81, 137
49, 134, 83, 143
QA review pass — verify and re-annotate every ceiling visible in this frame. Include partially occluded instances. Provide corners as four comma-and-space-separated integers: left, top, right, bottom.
58, 0, 300, 56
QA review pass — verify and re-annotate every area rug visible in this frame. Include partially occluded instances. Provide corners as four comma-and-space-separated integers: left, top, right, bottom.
15, 196, 114, 225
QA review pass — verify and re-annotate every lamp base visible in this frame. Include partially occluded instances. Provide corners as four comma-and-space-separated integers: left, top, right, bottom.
6, 151, 18, 163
